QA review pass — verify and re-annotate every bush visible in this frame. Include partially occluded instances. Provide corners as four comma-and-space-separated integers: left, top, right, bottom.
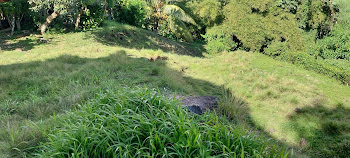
264, 41, 290, 57
203, 25, 239, 54
280, 52, 350, 84
80, 4, 105, 30
316, 27, 350, 61
203, 0, 306, 53
114, 0, 148, 27
35, 88, 288, 157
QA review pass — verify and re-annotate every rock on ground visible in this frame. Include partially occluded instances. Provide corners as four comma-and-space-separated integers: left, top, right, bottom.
180, 96, 219, 114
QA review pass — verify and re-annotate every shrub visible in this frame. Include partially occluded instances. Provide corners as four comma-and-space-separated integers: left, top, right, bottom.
264, 41, 290, 57
80, 4, 105, 30
280, 51, 350, 84
316, 27, 350, 61
35, 88, 288, 157
114, 0, 148, 27
203, 0, 305, 53
202, 25, 239, 54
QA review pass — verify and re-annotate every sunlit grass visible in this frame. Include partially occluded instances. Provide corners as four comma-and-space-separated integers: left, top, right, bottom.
1, 22, 349, 157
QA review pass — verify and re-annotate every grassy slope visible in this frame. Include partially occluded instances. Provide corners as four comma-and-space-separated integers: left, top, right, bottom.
0, 22, 349, 157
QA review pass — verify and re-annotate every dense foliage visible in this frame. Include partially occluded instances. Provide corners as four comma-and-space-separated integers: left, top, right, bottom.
0, 0, 30, 34
1, 13, 349, 157
35, 88, 288, 157
114, 0, 148, 27
0, 0, 349, 157
199, 0, 349, 84
316, 0, 350, 61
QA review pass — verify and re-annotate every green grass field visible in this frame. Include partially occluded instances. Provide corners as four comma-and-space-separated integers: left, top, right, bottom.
1, 22, 349, 157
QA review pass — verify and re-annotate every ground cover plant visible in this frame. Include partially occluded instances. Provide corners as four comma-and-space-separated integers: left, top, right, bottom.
34, 88, 288, 157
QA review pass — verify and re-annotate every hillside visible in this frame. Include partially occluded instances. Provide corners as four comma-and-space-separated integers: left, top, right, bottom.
1, 23, 350, 157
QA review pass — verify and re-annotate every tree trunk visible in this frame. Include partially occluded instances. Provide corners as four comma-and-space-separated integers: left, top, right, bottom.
75, 7, 84, 30
16, 17, 21, 31
104, 1, 108, 19
7, 15, 15, 35
110, 8, 115, 20
40, 11, 59, 35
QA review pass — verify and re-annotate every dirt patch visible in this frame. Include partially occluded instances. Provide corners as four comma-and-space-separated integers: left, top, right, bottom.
148, 56, 168, 62
180, 96, 219, 114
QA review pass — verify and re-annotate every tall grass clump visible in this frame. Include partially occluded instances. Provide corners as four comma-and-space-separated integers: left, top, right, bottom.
34, 88, 288, 157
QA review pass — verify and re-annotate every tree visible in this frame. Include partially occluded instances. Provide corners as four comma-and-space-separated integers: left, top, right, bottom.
204, 0, 305, 52
74, 0, 99, 29
194, 0, 224, 27
113, 0, 148, 27
146, 0, 197, 42
0, 2, 15, 34
0, 0, 29, 34
28, 0, 80, 34
12, 0, 29, 31
296, 0, 338, 38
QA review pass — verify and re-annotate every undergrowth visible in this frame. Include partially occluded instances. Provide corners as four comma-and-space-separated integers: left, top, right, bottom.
34, 88, 289, 157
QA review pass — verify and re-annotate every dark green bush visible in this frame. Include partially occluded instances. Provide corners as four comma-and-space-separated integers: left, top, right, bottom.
202, 25, 239, 54
80, 4, 105, 30
114, 0, 148, 27
316, 26, 350, 61
311, 0, 350, 61
35, 88, 288, 157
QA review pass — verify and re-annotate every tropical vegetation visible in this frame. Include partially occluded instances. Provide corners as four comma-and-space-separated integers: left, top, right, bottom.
0, 0, 349, 157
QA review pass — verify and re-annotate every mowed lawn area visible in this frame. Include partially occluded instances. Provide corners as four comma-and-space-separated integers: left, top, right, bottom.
1, 23, 350, 157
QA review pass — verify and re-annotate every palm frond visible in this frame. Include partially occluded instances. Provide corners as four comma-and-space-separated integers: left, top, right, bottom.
167, 16, 194, 42
163, 4, 197, 26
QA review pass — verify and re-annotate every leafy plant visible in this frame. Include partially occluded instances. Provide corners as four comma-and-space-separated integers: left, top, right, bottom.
264, 41, 290, 57
114, 0, 148, 27
316, 0, 350, 61
0, 0, 29, 34
80, 3, 105, 30
204, 0, 305, 52
146, 0, 197, 42
35, 88, 289, 157
202, 25, 239, 54
28, 0, 80, 34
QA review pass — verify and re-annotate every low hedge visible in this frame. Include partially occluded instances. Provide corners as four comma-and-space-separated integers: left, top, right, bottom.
280, 51, 350, 85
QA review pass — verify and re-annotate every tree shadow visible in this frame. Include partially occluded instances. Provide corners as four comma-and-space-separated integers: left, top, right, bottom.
2, 49, 345, 157
0, 51, 289, 157
87, 22, 205, 57
288, 103, 350, 157
0, 32, 55, 52
0, 51, 210, 157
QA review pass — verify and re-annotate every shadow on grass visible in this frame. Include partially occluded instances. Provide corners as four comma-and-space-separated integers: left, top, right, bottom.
0, 51, 215, 157
2, 49, 342, 157
289, 104, 350, 157
87, 22, 205, 57
0, 32, 55, 52
0, 50, 293, 157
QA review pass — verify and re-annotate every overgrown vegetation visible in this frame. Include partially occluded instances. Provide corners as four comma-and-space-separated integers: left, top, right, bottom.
1, 0, 350, 157
200, 0, 350, 84
1, 22, 350, 157
34, 88, 288, 157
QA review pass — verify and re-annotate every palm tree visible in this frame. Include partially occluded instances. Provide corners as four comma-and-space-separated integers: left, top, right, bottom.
146, 0, 197, 42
